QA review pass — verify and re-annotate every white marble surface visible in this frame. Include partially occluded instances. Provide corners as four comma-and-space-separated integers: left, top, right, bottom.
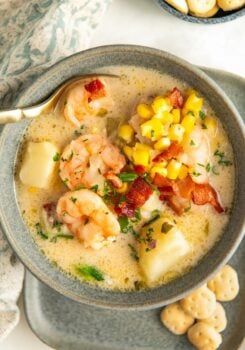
2, 0, 245, 349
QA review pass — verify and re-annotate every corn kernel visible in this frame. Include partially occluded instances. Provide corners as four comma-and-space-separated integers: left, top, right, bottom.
135, 143, 151, 152
151, 96, 172, 114
123, 146, 133, 160
154, 111, 173, 124
154, 137, 171, 151
137, 103, 153, 119
150, 166, 168, 178
172, 109, 181, 123
118, 124, 134, 143
154, 160, 168, 168
133, 149, 150, 167
178, 165, 189, 180
181, 114, 196, 133
184, 93, 203, 113
116, 182, 128, 193
140, 118, 164, 140
168, 124, 185, 142
204, 116, 217, 134
167, 160, 182, 180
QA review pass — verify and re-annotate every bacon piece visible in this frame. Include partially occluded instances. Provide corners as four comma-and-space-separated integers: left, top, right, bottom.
114, 202, 136, 218
126, 177, 153, 207
105, 173, 122, 189
168, 87, 184, 109
174, 176, 195, 200
84, 79, 106, 100
192, 183, 224, 213
134, 165, 146, 175
153, 142, 183, 162
167, 196, 190, 216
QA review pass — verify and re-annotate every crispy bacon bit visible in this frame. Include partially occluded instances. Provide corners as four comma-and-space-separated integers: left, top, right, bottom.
167, 196, 190, 216
153, 141, 183, 162
192, 183, 224, 213
168, 87, 184, 109
84, 79, 106, 100
126, 177, 153, 207
105, 173, 123, 189
134, 165, 146, 174
114, 202, 136, 218
174, 176, 195, 200
153, 173, 173, 188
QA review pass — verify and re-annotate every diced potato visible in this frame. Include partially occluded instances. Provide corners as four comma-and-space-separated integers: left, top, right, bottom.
140, 192, 164, 221
19, 142, 59, 189
139, 218, 190, 284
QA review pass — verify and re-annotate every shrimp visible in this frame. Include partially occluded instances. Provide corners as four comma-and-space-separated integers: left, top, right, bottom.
56, 189, 120, 250
178, 125, 210, 184
59, 134, 126, 191
63, 79, 113, 127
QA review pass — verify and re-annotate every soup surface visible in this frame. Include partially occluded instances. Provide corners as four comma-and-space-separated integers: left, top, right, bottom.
16, 66, 235, 291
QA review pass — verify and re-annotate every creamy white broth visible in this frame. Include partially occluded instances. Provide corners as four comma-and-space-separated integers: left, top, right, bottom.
15, 66, 234, 291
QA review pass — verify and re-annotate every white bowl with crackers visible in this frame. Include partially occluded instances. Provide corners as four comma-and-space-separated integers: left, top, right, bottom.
157, 0, 245, 23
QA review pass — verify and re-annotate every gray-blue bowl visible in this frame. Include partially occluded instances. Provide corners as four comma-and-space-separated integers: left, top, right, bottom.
157, 0, 245, 24
0, 45, 244, 309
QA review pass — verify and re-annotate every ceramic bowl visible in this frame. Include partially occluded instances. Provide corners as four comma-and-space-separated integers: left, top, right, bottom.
0, 45, 244, 309
157, 0, 245, 24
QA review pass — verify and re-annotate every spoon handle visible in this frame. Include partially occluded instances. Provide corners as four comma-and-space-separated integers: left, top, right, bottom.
0, 103, 50, 124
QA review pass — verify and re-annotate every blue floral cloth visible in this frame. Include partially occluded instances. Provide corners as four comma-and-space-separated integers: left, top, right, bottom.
0, 0, 111, 341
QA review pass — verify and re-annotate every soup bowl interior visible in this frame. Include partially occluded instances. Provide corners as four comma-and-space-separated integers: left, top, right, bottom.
0, 45, 244, 309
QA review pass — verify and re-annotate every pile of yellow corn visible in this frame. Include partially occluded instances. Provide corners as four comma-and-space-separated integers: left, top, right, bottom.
118, 90, 217, 181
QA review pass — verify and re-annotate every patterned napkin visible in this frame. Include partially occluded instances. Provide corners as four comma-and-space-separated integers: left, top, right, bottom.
0, 0, 112, 341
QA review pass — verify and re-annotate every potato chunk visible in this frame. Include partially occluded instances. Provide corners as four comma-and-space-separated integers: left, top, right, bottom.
19, 142, 59, 189
139, 218, 190, 284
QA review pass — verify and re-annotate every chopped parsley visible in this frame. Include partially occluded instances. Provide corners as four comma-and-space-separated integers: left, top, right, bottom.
206, 163, 211, 172
128, 243, 139, 261
192, 171, 201, 177
74, 185, 85, 190
187, 111, 195, 116
76, 265, 104, 281
161, 222, 174, 233
50, 234, 74, 243
90, 184, 99, 193
64, 100, 67, 106
199, 111, 206, 120
201, 123, 207, 129
151, 129, 155, 137
184, 206, 191, 213
53, 152, 60, 162
118, 216, 132, 234
190, 140, 195, 146
71, 197, 77, 203
35, 223, 48, 240
74, 130, 81, 137
142, 210, 160, 227
214, 149, 232, 166
197, 163, 205, 167
145, 227, 156, 252
68, 151, 74, 160
63, 178, 69, 186
118, 173, 138, 182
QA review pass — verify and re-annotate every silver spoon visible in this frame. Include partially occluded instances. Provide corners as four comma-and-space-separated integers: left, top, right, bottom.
0, 74, 118, 124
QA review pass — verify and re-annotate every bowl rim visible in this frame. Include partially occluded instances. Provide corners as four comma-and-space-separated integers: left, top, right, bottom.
0, 45, 244, 309
156, 0, 245, 24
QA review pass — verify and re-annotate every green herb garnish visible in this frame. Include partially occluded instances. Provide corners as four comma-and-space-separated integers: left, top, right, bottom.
71, 197, 77, 203
199, 111, 206, 120
142, 210, 160, 227
50, 234, 74, 243
192, 171, 201, 177
35, 223, 48, 240
53, 152, 60, 162
74, 185, 85, 190
76, 265, 104, 281
161, 222, 174, 233
187, 111, 195, 116
190, 140, 195, 146
206, 163, 211, 172
118, 173, 138, 182
118, 216, 132, 234
74, 130, 81, 137
214, 149, 232, 166
90, 184, 99, 193
63, 178, 69, 186
128, 243, 139, 261
201, 123, 207, 129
